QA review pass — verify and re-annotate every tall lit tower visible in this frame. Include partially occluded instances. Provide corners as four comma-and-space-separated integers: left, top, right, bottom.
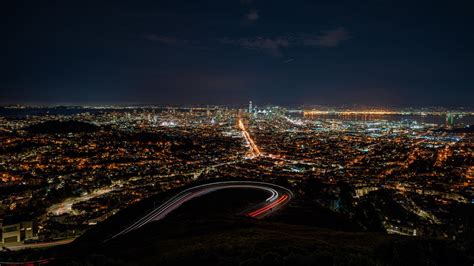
248, 101, 253, 113
446, 112, 454, 126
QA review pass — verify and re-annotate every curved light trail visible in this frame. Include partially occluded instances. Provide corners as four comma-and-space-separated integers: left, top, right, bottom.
109, 181, 292, 240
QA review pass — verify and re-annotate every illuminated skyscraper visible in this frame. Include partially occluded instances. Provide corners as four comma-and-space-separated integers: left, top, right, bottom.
446, 112, 454, 126
248, 101, 253, 113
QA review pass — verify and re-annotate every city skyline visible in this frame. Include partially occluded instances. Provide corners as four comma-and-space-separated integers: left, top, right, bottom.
1, 105, 472, 264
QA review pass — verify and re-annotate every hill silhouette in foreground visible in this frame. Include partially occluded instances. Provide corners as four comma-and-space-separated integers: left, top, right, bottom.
2, 188, 471, 266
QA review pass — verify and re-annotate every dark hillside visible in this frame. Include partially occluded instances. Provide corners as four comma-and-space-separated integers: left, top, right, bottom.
25, 120, 100, 134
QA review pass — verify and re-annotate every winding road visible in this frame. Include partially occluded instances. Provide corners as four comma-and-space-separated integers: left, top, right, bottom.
110, 181, 292, 240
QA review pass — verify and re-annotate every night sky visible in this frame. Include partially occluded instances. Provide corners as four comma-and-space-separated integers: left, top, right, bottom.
2, 0, 474, 106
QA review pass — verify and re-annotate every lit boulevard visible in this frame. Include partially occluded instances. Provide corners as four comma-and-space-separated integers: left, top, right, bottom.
238, 117, 261, 157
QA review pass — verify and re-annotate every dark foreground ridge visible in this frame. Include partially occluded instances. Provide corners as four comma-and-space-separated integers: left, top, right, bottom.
1, 182, 472, 266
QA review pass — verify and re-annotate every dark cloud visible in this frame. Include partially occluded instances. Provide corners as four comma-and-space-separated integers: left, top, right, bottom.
245, 9, 259, 21
219, 37, 289, 57
303, 27, 351, 47
218, 27, 351, 56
